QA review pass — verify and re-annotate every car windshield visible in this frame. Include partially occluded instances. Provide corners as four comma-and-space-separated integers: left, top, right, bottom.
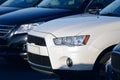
1, 0, 40, 8
38, 0, 85, 10
100, 0, 120, 17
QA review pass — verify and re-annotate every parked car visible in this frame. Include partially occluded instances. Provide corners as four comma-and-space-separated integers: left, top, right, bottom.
0, 0, 6, 5
0, 0, 114, 60
27, 0, 120, 79
106, 44, 120, 80
0, 0, 42, 15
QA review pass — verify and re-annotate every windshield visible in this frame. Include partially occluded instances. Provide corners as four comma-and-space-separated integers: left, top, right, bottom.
100, 0, 120, 17
1, 0, 41, 8
38, 0, 85, 10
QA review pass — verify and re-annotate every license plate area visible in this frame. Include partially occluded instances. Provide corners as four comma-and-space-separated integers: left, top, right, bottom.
27, 43, 48, 56
27, 44, 40, 55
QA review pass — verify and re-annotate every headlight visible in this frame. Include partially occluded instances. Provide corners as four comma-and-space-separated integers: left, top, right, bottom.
14, 23, 43, 34
53, 35, 90, 46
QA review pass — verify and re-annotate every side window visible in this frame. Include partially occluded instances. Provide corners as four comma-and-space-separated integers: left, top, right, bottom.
87, 0, 114, 14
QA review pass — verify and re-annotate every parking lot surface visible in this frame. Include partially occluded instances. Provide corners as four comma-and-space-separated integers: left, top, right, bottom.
0, 57, 60, 80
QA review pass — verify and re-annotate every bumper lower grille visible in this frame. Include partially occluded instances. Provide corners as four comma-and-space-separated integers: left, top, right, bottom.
0, 25, 14, 37
28, 52, 51, 67
28, 35, 46, 46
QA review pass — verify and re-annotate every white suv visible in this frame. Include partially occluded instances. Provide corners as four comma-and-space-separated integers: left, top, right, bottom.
27, 0, 120, 78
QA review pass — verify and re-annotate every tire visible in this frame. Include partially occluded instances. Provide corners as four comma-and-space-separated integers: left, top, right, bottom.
93, 51, 112, 80
93, 45, 116, 80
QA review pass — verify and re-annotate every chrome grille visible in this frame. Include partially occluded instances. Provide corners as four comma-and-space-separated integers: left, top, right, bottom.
0, 25, 14, 37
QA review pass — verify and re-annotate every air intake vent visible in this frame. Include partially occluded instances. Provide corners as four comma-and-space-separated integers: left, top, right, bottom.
28, 35, 46, 46
28, 52, 51, 67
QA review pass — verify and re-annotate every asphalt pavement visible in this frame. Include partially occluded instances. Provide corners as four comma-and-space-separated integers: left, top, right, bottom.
0, 57, 60, 80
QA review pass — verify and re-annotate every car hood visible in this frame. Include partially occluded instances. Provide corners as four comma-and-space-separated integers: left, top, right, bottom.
0, 6, 20, 15
34, 16, 120, 37
0, 7, 73, 25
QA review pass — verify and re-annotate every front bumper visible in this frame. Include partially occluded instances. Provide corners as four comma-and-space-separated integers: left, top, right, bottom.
28, 54, 93, 79
28, 58, 93, 80
0, 33, 27, 56
27, 31, 100, 72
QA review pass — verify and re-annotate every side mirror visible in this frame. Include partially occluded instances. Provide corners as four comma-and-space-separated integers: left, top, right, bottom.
87, 3, 103, 14
88, 8, 101, 14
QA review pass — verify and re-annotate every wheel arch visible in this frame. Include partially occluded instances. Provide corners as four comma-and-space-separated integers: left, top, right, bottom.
93, 44, 116, 70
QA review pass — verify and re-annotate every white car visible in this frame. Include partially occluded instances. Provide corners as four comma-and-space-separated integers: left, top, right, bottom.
27, 0, 120, 78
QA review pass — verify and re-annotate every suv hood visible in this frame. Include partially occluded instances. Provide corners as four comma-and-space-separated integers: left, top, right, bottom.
0, 6, 20, 15
0, 7, 73, 25
33, 16, 120, 37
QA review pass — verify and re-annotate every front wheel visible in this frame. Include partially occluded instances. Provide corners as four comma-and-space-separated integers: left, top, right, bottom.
93, 52, 112, 80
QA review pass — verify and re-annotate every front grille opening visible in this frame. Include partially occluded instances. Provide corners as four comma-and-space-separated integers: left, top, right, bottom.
28, 35, 46, 46
28, 52, 52, 67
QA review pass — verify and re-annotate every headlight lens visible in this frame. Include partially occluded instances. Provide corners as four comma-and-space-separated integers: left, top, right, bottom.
14, 23, 42, 34
53, 35, 90, 46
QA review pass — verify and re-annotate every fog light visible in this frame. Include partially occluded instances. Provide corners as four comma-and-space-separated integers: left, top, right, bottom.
66, 58, 73, 67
